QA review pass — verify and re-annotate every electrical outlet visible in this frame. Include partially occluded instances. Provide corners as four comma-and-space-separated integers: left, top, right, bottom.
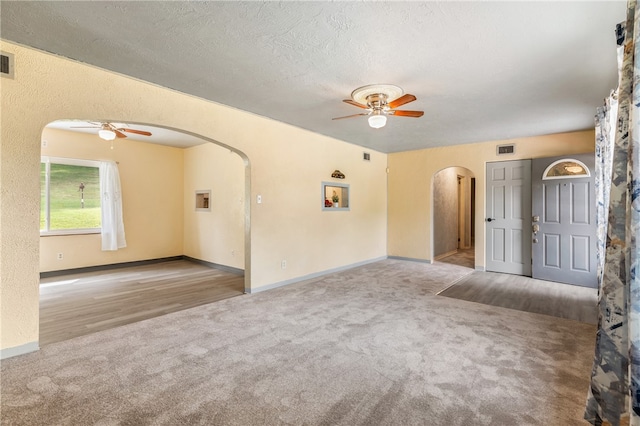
57, 253, 63, 260
231, 250, 235, 257
281, 260, 286, 269
41, 140, 48, 148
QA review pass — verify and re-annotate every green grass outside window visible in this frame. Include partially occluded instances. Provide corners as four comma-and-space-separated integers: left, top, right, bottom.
41, 163, 101, 231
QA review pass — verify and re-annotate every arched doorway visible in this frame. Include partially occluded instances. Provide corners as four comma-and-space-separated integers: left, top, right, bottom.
38, 119, 252, 344
432, 166, 476, 269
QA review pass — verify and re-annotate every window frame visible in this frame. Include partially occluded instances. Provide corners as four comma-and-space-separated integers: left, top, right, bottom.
40, 156, 102, 236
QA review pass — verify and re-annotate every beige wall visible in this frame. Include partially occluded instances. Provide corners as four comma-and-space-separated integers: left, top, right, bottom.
0, 41, 388, 353
39, 128, 184, 272
183, 143, 245, 269
387, 130, 595, 268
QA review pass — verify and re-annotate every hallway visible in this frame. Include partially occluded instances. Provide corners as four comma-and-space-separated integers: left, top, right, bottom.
437, 247, 475, 269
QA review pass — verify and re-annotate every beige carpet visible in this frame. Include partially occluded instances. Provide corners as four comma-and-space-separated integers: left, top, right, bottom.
1, 259, 595, 425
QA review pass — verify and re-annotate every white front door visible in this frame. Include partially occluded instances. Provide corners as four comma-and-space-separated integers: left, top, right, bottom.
485, 160, 532, 275
531, 154, 597, 288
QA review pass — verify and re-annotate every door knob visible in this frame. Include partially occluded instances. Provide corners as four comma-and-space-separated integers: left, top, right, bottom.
486, 218, 495, 222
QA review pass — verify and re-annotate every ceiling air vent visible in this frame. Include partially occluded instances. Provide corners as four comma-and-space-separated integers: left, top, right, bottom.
497, 144, 515, 155
363, 152, 371, 161
1, 52, 14, 79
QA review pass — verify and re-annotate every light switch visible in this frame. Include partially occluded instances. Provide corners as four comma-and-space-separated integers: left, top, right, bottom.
257, 195, 262, 204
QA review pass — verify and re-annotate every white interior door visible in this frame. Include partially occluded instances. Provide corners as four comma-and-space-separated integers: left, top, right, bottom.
531, 154, 597, 288
485, 160, 532, 275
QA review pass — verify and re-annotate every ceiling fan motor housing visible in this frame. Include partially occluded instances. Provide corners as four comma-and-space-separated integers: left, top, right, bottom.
366, 93, 390, 111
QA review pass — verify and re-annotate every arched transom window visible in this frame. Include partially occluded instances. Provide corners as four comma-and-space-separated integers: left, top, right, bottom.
542, 159, 590, 180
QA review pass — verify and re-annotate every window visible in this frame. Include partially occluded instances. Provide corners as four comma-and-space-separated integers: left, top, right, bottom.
542, 159, 590, 180
41, 157, 101, 235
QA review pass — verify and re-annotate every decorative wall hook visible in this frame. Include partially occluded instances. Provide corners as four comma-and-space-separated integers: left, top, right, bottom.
331, 170, 345, 179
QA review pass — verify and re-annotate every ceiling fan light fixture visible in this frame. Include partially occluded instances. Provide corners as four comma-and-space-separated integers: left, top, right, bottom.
98, 129, 117, 140
368, 115, 387, 129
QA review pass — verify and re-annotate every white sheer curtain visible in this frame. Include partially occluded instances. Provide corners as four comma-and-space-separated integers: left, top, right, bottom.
99, 161, 126, 251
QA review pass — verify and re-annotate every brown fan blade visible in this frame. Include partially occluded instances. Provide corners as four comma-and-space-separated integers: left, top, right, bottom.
332, 113, 369, 120
119, 128, 152, 136
114, 129, 127, 138
389, 110, 424, 118
342, 99, 368, 109
388, 94, 417, 109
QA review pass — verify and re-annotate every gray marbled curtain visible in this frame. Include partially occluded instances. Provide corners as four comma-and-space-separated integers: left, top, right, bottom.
585, 1, 640, 424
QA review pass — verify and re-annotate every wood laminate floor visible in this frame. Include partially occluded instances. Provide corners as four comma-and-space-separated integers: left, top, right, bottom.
437, 247, 475, 269
437, 270, 598, 324
435, 246, 597, 324
40, 260, 245, 346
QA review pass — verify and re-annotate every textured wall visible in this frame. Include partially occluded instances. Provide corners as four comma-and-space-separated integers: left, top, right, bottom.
387, 130, 595, 266
0, 41, 387, 352
456, 167, 474, 249
432, 168, 458, 257
432, 167, 474, 257
39, 128, 184, 272
183, 143, 244, 269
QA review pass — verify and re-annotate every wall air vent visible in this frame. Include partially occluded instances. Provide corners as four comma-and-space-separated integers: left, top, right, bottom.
497, 144, 515, 155
363, 152, 371, 161
1, 52, 14, 79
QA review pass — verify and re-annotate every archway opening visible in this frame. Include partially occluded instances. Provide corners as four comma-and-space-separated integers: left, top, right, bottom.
38, 119, 251, 345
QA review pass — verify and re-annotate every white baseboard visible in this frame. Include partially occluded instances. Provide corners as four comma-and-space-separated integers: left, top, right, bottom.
1, 341, 39, 360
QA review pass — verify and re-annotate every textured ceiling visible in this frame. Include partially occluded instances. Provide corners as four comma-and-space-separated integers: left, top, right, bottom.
0, 1, 626, 153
